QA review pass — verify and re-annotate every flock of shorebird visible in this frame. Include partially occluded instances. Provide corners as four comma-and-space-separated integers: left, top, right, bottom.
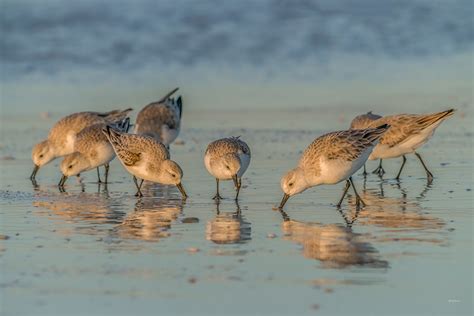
29, 87, 455, 210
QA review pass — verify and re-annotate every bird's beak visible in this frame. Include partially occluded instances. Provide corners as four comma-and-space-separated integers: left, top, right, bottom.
278, 193, 290, 209
232, 175, 239, 188
30, 165, 39, 180
176, 183, 188, 199
58, 175, 68, 187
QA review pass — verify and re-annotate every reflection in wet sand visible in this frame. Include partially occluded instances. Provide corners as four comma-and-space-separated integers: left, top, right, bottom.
206, 201, 251, 244
342, 183, 447, 246
33, 191, 125, 236
280, 211, 388, 269
348, 184, 445, 229
114, 198, 183, 242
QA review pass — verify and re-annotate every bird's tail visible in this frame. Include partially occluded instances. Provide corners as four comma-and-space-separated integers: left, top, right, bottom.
102, 125, 123, 148
99, 108, 133, 122
158, 87, 179, 103
177, 96, 183, 117
107, 116, 131, 133
416, 109, 455, 128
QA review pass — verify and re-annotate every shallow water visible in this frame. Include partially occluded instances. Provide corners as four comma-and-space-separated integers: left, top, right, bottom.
0, 108, 472, 315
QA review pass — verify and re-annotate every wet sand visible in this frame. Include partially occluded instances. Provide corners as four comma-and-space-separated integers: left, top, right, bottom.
0, 108, 472, 315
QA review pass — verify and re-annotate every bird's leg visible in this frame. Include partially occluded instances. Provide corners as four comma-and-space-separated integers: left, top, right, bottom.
104, 163, 110, 183
372, 159, 385, 176
235, 199, 241, 216
133, 176, 143, 197
337, 207, 351, 227
362, 164, 367, 176
235, 177, 242, 201
212, 178, 222, 200
336, 180, 351, 207
30, 165, 39, 181
415, 152, 434, 184
349, 177, 366, 207
395, 155, 407, 180
215, 198, 221, 215
96, 167, 102, 183
379, 181, 385, 197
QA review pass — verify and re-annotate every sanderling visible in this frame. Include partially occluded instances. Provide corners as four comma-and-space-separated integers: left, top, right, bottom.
31, 108, 132, 181
134, 87, 183, 148
204, 137, 251, 200
350, 111, 383, 175
367, 109, 455, 183
58, 118, 130, 188
102, 125, 187, 198
277, 124, 390, 210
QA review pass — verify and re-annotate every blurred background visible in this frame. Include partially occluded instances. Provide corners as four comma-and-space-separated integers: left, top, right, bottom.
1, 0, 473, 116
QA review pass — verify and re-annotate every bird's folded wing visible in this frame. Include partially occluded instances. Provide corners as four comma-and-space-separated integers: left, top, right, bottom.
369, 115, 420, 147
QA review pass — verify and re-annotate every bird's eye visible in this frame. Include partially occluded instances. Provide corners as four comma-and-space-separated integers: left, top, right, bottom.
68, 165, 72, 169
226, 166, 230, 170
39, 154, 44, 158
172, 174, 176, 178
289, 183, 293, 187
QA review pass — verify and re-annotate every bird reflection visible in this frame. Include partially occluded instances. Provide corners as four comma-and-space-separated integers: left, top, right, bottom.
206, 200, 251, 244
33, 191, 125, 235
137, 181, 185, 200
343, 181, 447, 246
279, 210, 388, 269
114, 197, 183, 242
346, 184, 444, 231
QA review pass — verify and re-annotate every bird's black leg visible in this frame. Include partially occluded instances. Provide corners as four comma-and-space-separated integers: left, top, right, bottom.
395, 155, 407, 180
415, 152, 434, 184
96, 167, 102, 183
362, 164, 367, 176
212, 178, 222, 200
235, 178, 242, 201
349, 177, 366, 207
104, 163, 110, 183
372, 159, 385, 176
133, 176, 143, 197
337, 180, 351, 207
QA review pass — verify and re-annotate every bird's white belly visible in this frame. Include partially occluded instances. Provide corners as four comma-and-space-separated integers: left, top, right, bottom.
319, 147, 372, 184
126, 162, 156, 182
369, 143, 412, 160
90, 143, 116, 168
204, 152, 250, 180
370, 122, 441, 160
400, 127, 436, 151
204, 154, 230, 180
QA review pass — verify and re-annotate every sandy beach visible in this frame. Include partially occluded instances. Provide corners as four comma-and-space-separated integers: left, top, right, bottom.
1, 107, 472, 315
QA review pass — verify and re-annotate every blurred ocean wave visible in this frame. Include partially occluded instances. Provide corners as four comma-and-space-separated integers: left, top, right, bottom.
1, 0, 472, 79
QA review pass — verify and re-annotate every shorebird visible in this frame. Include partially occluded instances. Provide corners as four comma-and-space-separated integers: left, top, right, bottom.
102, 126, 187, 198
31, 108, 132, 181
278, 124, 390, 210
134, 87, 183, 148
366, 109, 455, 183
350, 111, 383, 175
204, 137, 251, 200
58, 118, 130, 188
